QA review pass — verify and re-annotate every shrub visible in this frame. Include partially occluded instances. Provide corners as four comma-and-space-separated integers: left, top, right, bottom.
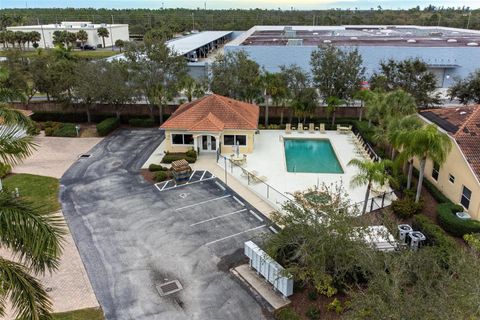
185, 149, 197, 159
148, 164, 168, 172
307, 290, 318, 301
154, 170, 172, 182
464, 233, 480, 252
129, 118, 156, 127
391, 197, 424, 219
437, 203, 480, 237
305, 306, 320, 320
53, 123, 77, 137
412, 215, 457, 250
327, 298, 344, 314
161, 153, 196, 164
0, 163, 11, 178
44, 122, 77, 137
274, 307, 301, 320
96, 117, 120, 136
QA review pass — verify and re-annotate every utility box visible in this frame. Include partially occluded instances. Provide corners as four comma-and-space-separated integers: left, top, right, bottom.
244, 241, 293, 298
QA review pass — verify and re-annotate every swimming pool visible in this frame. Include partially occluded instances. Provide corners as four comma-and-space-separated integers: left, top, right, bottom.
284, 138, 344, 173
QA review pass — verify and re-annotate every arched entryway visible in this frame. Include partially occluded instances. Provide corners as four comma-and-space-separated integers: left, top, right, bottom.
194, 134, 220, 153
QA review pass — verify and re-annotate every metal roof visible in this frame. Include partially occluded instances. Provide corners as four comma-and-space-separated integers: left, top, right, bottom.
166, 31, 232, 55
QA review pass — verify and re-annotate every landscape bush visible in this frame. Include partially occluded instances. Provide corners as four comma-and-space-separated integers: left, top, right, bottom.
161, 153, 196, 164
43, 122, 77, 137
185, 149, 197, 160
305, 306, 320, 320
129, 118, 156, 127
327, 298, 344, 314
437, 203, 480, 237
463, 233, 480, 252
307, 290, 318, 301
154, 170, 172, 182
412, 215, 457, 251
0, 163, 11, 178
391, 197, 424, 219
96, 117, 120, 136
148, 164, 168, 172
274, 307, 301, 320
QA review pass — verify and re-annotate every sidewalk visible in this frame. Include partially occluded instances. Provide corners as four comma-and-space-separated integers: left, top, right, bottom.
191, 154, 276, 219
232, 264, 290, 310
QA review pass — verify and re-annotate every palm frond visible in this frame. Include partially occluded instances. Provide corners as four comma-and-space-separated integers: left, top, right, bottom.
0, 125, 37, 166
0, 192, 66, 275
0, 105, 33, 127
0, 257, 53, 320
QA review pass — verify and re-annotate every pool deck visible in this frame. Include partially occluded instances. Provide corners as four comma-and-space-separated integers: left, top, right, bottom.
219, 130, 395, 213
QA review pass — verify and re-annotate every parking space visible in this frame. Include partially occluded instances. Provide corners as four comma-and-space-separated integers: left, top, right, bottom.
61, 129, 273, 320
154, 170, 216, 191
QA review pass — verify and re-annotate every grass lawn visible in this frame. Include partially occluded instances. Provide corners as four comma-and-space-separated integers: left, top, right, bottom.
3, 173, 61, 212
52, 307, 104, 320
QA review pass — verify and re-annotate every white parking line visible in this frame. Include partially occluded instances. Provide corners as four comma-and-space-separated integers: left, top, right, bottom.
154, 183, 163, 192
232, 196, 245, 207
249, 210, 263, 222
204, 225, 266, 246
187, 170, 196, 183
269, 226, 278, 234
175, 195, 231, 211
215, 181, 226, 191
190, 209, 247, 227
200, 170, 207, 181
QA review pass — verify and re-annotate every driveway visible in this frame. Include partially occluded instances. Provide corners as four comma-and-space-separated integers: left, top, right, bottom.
60, 129, 272, 320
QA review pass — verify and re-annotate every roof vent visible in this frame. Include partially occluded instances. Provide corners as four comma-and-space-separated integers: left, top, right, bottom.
447, 39, 457, 43
350, 36, 358, 40
460, 111, 467, 115
406, 39, 417, 43
156, 280, 183, 296
323, 39, 332, 44
467, 42, 479, 46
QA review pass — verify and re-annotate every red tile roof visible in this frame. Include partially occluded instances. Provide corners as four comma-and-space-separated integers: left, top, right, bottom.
420, 106, 480, 181
160, 94, 259, 131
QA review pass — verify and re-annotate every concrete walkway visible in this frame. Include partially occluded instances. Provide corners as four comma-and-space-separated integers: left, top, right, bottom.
5, 134, 101, 318
232, 264, 290, 310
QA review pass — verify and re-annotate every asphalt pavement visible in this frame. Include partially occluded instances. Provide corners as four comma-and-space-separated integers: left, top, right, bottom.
60, 128, 272, 320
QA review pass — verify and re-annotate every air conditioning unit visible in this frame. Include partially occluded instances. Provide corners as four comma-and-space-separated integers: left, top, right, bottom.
398, 224, 413, 244
408, 231, 426, 251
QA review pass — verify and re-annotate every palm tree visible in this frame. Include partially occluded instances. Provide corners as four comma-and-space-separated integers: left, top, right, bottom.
14, 31, 25, 50
259, 71, 282, 127
5, 30, 16, 48
401, 124, 452, 203
326, 95, 343, 126
0, 31, 6, 48
349, 158, 393, 214
115, 39, 125, 52
77, 30, 88, 49
0, 79, 65, 319
97, 27, 109, 48
353, 89, 372, 121
29, 31, 41, 48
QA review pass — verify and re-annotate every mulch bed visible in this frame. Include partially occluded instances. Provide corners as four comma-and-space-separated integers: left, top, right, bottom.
286, 285, 347, 320
140, 169, 156, 184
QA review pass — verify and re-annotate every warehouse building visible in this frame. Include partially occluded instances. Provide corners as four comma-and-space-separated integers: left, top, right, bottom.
7, 21, 129, 48
224, 25, 480, 88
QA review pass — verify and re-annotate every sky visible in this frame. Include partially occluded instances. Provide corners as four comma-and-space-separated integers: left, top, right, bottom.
1, 0, 479, 10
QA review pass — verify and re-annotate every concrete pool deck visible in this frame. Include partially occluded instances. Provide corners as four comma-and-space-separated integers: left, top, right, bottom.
218, 130, 396, 213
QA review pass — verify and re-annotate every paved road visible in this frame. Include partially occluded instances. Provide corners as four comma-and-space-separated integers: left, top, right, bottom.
60, 129, 271, 320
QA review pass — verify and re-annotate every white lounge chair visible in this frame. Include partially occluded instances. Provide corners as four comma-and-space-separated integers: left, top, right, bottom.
308, 123, 315, 133
319, 123, 325, 133
285, 123, 292, 134
297, 123, 304, 133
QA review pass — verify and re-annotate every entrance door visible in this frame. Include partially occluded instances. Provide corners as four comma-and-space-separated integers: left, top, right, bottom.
201, 135, 216, 152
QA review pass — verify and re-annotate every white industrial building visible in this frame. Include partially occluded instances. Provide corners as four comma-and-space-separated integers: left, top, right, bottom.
6, 21, 129, 48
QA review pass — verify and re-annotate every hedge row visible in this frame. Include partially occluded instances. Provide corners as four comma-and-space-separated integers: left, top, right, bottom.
31, 112, 162, 125
148, 164, 168, 172
437, 203, 480, 237
43, 122, 77, 137
161, 150, 197, 164
129, 118, 156, 127
412, 215, 457, 250
96, 118, 120, 136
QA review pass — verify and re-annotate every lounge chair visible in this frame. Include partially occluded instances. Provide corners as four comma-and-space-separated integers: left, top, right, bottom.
308, 123, 315, 133
319, 123, 325, 133
297, 123, 304, 133
285, 123, 292, 134
251, 174, 268, 184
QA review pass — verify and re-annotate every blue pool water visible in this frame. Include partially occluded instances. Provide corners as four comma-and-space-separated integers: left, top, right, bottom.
284, 139, 344, 174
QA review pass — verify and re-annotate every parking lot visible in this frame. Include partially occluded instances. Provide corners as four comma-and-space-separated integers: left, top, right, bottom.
61, 129, 273, 320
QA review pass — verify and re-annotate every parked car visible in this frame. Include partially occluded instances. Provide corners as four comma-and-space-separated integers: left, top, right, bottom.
82, 45, 96, 50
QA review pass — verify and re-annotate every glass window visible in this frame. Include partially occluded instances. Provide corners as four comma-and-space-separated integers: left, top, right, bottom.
224, 135, 235, 146
183, 134, 194, 145
432, 162, 440, 181
172, 134, 184, 145
449, 174, 455, 183
172, 134, 194, 145
235, 135, 247, 146
461, 186, 472, 209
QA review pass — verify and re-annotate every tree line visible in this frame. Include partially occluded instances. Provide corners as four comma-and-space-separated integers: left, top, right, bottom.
1, 7, 479, 36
